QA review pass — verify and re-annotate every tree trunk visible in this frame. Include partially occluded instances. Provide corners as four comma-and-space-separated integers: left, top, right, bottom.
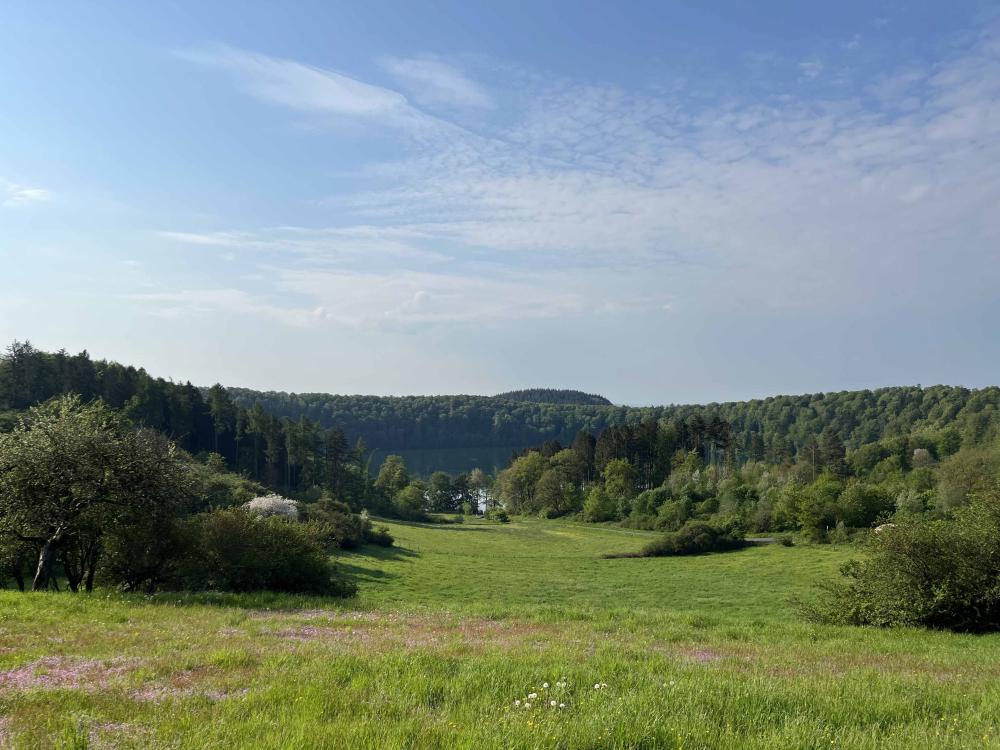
84, 538, 100, 593
32, 534, 62, 592
12, 568, 25, 592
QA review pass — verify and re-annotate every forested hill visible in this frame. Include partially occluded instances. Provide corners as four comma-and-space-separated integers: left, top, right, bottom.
2, 342, 998, 470
225, 384, 1000, 456
494, 389, 612, 406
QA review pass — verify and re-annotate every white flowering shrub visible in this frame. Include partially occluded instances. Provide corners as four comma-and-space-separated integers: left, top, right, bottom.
242, 494, 299, 520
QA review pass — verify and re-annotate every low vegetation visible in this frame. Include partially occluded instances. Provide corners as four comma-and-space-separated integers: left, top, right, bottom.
1, 519, 1000, 749
810, 486, 1000, 631
0, 396, 385, 597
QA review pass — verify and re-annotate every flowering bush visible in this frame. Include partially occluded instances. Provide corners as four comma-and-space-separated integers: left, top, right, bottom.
242, 494, 299, 520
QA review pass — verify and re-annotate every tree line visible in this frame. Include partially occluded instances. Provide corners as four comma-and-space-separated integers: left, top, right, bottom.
0, 342, 379, 504
224, 382, 1000, 462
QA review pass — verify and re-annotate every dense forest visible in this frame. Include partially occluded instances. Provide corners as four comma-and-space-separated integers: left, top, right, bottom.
5, 340, 1000, 627
494, 389, 612, 406
0, 342, 378, 505
227, 383, 1000, 464
5, 343, 1000, 489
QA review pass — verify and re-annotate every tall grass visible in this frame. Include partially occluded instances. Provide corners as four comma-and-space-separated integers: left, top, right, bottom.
1, 517, 998, 748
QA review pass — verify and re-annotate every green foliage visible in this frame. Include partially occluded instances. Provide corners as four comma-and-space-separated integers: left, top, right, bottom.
493, 388, 612, 405
0, 395, 192, 591
935, 446, 1000, 512
810, 488, 1000, 631
639, 520, 745, 557
582, 485, 617, 522
375, 455, 410, 499
300, 499, 381, 550
178, 508, 353, 595
392, 482, 427, 520
484, 506, 510, 523
497, 451, 546, 513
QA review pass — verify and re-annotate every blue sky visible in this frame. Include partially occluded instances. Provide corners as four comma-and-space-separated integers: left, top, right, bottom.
1, 1, 998, 404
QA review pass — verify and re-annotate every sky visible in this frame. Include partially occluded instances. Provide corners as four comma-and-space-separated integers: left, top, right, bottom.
1, 1, 999, 405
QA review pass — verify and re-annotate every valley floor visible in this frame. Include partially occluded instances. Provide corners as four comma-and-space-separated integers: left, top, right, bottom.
1, 518, 999, 749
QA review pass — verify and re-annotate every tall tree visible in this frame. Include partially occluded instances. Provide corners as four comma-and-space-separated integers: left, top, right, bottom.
0, 396, 189, 591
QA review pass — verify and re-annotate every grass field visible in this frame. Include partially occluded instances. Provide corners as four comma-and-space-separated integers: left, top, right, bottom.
1, 518, 999, 749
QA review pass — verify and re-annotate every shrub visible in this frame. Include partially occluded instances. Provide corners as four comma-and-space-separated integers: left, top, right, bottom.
582, 486, 617, 522
365, 524, 395, 547
808, 488, 1000, 631
242, 494, 299, 520
641, 521, 745, 557
187, 460, 266, 511
392, 483, 427, 520
485, 506, 510, 523
178, 508, 354, 596
300, 499, 366, 550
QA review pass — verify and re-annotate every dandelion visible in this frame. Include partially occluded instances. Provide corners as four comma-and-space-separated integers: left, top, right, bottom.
550, 700, 557, 707
543, 682, 549, 689
594, 683, 601, 689
514, 700, 521, 706
528, 692, 538, 699
559, 703, 565, 709
524, 703, 531, 709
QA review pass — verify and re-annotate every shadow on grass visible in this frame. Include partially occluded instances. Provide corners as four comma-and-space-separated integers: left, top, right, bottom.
381, 518, 494, 532
345, 543, 418, 561
53, 542, 426, 612
336, 560, 402, 587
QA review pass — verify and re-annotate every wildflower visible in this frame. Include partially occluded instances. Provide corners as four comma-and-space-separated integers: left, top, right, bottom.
543, 682, 549, 689
559, 703, 565, 709
515, 700, 521, 706
524, 703, 531, 709
528, 692, 537, 699
594, 683, 601, 689
550, 700, 557, 707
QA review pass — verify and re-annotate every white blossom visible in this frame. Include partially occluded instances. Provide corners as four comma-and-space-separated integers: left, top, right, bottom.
242, 494, 299, 519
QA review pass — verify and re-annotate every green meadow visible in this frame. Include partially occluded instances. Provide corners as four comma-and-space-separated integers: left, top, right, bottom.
1, 518, 999, 749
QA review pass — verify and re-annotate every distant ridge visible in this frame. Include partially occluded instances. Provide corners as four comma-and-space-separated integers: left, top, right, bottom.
493, 389, 613, 406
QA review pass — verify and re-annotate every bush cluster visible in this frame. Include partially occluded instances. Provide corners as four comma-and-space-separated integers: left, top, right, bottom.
641, 521, 745, 557
808, 487, 1000, 631
177, 509, 354, 596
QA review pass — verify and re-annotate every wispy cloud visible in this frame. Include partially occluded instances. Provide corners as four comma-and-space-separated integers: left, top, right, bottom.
379, 56, 494, 109
160, 18, 1000, 329
127, 288, 319, 327
797, 59, 824, 78
3, 181, 51, 208
174, 45, 411, 118
157, 225, 452, 264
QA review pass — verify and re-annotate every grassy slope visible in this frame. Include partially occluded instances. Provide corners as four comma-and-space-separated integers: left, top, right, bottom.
0, 519, 998, 749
